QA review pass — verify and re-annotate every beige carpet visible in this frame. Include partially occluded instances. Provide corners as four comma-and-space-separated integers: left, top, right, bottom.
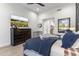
0, 44, 23, 56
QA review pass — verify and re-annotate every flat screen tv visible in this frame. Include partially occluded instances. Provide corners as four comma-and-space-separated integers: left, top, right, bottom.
11, 15, 28, 28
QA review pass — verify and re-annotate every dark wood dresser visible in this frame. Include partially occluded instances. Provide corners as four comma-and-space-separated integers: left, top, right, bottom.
11, 28, 31, 46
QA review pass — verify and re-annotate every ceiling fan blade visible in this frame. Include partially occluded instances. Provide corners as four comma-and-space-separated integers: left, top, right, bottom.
37, 3, 45, 6
27, 3, 45, 7
27, 3, 34, 5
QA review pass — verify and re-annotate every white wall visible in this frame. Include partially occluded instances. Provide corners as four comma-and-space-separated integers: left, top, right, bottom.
0, 3, 38, 47
0, 3, 76, 47
38, 4, 76, 34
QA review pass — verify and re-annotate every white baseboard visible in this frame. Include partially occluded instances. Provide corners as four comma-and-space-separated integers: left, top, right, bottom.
0, 43, 10, 48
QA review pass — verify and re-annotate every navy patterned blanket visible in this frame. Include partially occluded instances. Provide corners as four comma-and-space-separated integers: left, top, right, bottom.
23, 37, 57, 56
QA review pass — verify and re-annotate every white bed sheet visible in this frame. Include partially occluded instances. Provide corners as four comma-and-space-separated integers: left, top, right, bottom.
24, 49, 42, 56
50, 40, 64, 56
24, 39, 79, 56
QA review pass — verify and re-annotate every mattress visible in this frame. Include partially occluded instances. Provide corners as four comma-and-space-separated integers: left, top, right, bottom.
50, 40, 64, 56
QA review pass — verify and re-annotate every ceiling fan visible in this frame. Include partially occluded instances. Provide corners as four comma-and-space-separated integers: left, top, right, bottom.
27, 3, 45, 7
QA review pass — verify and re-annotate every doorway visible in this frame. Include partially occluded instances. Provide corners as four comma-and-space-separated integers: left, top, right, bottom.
43, 19, 55, 35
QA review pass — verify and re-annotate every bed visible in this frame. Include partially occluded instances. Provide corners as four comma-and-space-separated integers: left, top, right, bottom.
23, 36, 57, 56
23, 34, 79, 56
50, 39, 79, 56
50, 40, 64, 56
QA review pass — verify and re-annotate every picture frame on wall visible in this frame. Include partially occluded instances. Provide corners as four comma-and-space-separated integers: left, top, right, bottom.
58, 18, 70, 33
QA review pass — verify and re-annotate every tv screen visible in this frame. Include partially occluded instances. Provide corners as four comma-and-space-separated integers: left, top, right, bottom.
11, 15, 28, 27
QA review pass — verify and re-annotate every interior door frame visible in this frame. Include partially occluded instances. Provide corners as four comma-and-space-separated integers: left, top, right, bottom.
42, 18, 55, 34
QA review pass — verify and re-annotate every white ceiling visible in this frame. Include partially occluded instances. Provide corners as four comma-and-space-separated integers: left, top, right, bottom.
20, 3, 74, 13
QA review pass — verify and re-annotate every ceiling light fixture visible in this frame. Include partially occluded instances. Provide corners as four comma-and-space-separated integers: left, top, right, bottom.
57, 8, 62, 11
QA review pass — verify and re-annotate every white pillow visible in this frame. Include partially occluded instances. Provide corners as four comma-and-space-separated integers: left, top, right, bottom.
40, 34, 59, 39
72, 38, 79, 48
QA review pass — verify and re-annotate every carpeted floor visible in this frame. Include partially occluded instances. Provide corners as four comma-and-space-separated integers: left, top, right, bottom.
0, 44, 23, 56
